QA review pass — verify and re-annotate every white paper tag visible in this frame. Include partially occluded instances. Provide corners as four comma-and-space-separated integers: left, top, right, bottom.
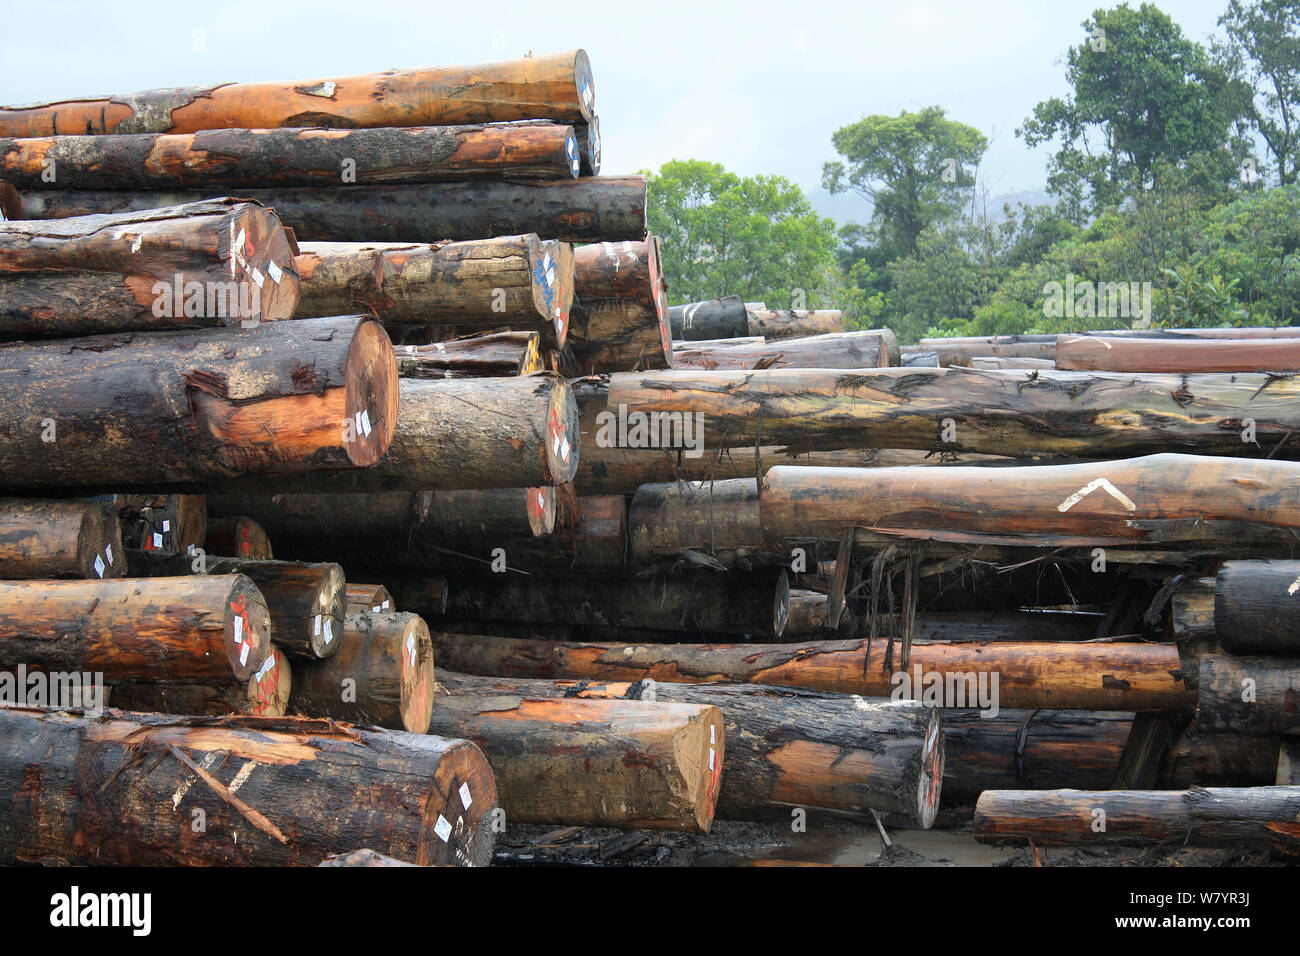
406, 634, 417, 668
434, 815, 452, 843
382, 600, 390, 610
322, 619, 332, 644
162, 520, 171, 532
255, 653, 275, 681
459, 783, 472, 809
105, 544, 113, 565
708, 748, 715, 771
313, 615, 321, 636
267, 260, 283, 284
251, 267, 265, 288
240, 641, 250, 667
360, 409, 372, 437
93, 555, 105, 578
710, 725, 716, 744
152, 532, 164, 549
233, 616, 244, 644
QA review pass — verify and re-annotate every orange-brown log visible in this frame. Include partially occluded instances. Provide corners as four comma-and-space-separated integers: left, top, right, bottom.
0, 708, 498, 866
0, 575, 270, 682
0, 51, 594, 136
0, 182, 19, 220
345, 583, 395, 614
109, 646, 292, 717
290, 611, 435, 733
205, 516, 273, 560
0, 498, 123, 579
1057, 334, 1300, 372
567, 237, 672, 372
0, 199, 298, 338
426, 631, 1195, 711
425, 690, 722, 832
0, 315, 398, 491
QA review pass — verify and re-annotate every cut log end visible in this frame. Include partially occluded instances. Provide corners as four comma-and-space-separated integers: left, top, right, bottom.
223, 203, 301, 323
206, 516, 274, 560
420, 738, 499, 867
525, 486, 556, 537
345, 582, 395, 614
344, 318, 401, 466
248, 647, 292, 717
772, 569, 791, 639
545, 377, 579, 483
918, 709, 945, 829
399, 614, 436, 735
224, 574, 273, 682
307, 564, 348, 660
0, 182, 20, 221
573, 49, 595, 121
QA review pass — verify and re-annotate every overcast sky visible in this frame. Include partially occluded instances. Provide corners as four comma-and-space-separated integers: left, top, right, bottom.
1, 0, 1235, 222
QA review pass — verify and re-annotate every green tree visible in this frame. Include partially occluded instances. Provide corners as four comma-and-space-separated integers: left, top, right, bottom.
1219, 0, 1300, 184
1019, 3, 1252, 217
646, 159, 837, 308
822, 106, 988, 260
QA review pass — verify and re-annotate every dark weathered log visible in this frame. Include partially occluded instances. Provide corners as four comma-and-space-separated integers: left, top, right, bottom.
435, 670, 943, 826
109, 646, 292, 717
567, 237, 671, 372
0, 315, 398, 490
912, 339, 1058, 367
746, 309, 843, 340
204, 516, 273, 560
294, 237, 574, 346
0, 708, 498, 866
573, 116, 601, 176
418, 569, 791, 639
424, 488, 557, 542
426, 687, 723, 832
20, 176, 648, 244
396, 331, 542, 379
760, 455, 1300, 551
290, 611, 434, 733
1196, 653, 1300, 736
319, 849, 419, 867
941, 710, 1133, 806
426, 632, 1195, 711
1278, 739, 1300, 785
671, 330, 896, 370
628, 478, 769, 567
345, 583, 394, 613
0, 498, 123, 579
0, 51, 594, 136
1162, 721, 1279, 787
208, 374, 577, 494
974, 786, 1300, 851
1, 123, 580, 191
784, 595, 1105, 642
0, 575, 270, 682
124, 552, 346, 661
0, 199, 298, 337
1214, 560, 1300, 654
101, 493, 207, 555
1057, 335, 1300, 372
1170, 575, 1217, 643
584, 366, 1300, 459
967, 356, 1056, 370
668, 296, 747, 340
480, 494, 627, 572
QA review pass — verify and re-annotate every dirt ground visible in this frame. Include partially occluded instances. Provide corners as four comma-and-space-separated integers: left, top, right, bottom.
494, 818, 1280, 867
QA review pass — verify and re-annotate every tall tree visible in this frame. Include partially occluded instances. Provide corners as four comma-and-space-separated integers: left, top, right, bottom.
1019, 3, 1252, 217
646, 159, 837, 307
1219, 0, 1300, 184
822, 106, 988, 260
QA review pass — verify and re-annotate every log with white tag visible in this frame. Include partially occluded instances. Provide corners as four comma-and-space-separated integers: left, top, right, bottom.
0, 498, 123, 579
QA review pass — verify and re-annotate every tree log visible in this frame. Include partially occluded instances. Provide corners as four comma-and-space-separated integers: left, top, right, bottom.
0, 182, 18, 220
294, 236, 574, 347
745, 309, 843, 340
1162, 722, 1279, 787
289, 611, 434, 733
0, 51, 594, 135
784, 597, 1105, 642
205, 516, 273, 560
668, 296, 747, 340
435, 670, 943, 826
1214, 560, 1300, 654
0, 498, 123, 579
19, 176, 648, 244
426, 632, 1195, 711
1196, 653, 1300, 736
0, 123, 581, 191
418, 569, 790, 639
396, 331, 542, 379
567, 237, 671, 372
124, 552, 346, 661
628, 478, 768, 567
0, 574, 271, 682
573, 116, 601, 176
974, 786, 1300, 851
425, 689, 722, 832
671, 330, 896, 370
109, 646, 292, 717
0, 315, 398, 490
912, 339, 1058, 366
1278, 739, 1300, 785
584, 366, 1300, 459
1057, 335, 1300, 372
100, 493, 207, 555
941, 709, 1133, 806
319, 849, 419, 867
0, 708, 497, 866
345, 583, 394, 613
0, 199, 298, 337
208, 373, 577, 494
760, 455, 1300, 550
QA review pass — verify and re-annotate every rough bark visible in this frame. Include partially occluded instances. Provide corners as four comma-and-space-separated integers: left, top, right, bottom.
396, 331, 542, 379
0, 50, 594, 135
974, 786, 1300, 851
567, 237, 671, 372
573, 116, 601, 176
435, 670, 943, 827
425, 689, 723, 832
124, 552, 346, 661
0, 315, 398, 490
0, 498, 123, 579
0, 198, 298, 338
671, 330, 896, 370
294, 236, 574, 347
1162, 721, 1279, 787
628, 478, 769, 567
0, 574, 271, 682
668, 296, 747, 340
784, 597, 1105, 642
20, 176, 648, 244
426, 632, 1195, 711
290, 611, 435, 733
1196, 653, 1300, 736
345, 583, 394, 613
745, 309, 843, 340
99, 493, 207, 555
0, 708, 497, 866
109, 646, 292, 717
1278, 739, 1300, 785
912, 339, 1058, 367
1214, 560, 1300, 654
